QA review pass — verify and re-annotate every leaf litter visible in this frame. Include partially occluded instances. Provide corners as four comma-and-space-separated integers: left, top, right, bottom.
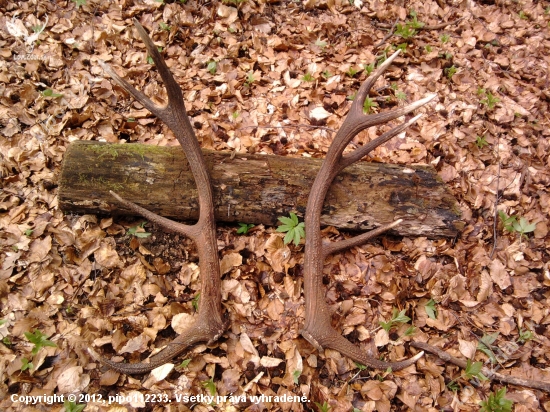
1, 0, 550, 411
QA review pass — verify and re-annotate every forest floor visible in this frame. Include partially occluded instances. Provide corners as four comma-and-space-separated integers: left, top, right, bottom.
1, 0, 550, 411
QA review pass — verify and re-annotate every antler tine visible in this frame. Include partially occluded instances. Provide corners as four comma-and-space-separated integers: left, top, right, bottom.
302, 52, 434, 371
94, 21, 225, 375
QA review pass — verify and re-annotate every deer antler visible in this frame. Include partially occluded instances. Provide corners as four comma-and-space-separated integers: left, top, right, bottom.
301, 51, 436, 370
96, 20, 225, 374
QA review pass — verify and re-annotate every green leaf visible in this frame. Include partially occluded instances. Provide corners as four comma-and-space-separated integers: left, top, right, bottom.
42, 89, 63, 98
277, 213, 305, 246
391, 308, 411, 324
192, 293, 200, 312
464, 359, 484, 380
512, 217, 536, 236
179, 358, 192, 368
202, 377, 216, 396
237, 223, 254, 234
292, 369, 301, 384
425, 299, 437, 320
63, 400, 86, 412
21, 357, 33, 371
24, 330, 57, 356
479, 387, 513, 412
207, 60, 217, 75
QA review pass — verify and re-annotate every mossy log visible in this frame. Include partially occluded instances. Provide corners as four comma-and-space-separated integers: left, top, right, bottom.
59, 141, 463, 238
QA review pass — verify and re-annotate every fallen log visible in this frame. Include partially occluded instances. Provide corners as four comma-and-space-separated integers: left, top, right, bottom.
58, 141, 462, 237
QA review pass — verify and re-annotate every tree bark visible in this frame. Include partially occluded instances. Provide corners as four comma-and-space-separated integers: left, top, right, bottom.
59, 141, 463, 237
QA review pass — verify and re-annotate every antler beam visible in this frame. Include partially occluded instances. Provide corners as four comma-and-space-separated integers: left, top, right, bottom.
301, 51, 436, 370
96, 20, 225, 374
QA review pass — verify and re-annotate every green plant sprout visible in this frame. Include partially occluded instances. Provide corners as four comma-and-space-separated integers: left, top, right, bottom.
207, 60, 217, 74
72, 0, 86, 8
24, 329, 57, 355
42, 89, 63, 98
292, 369, 301, 384
479, 388, 514, 412
21, 357, 33, 371
425, 299, 438, 320
478, 88, 500, 110
475, 135, 489, 148
302, 72, 315, 82
477, 332, 499, 363
245, 72, 255, 85
395, 90, 407, 101
394, 42, 408, 52
314, 401, 331, 412
237, 223, 254, 234
518, 11, 528, 20
379, 308, 411, 332
63, 400, 86, 412
445, 65, 457, 78
179, 358, 192, 368
363, 97, 378, 114
447, 359, 487, 390
322, 70, 332, 79
364, 62, 375, 75
424, 44, 432, 53
127, 222, 151, 238
346, 67, 359, 77
440, 33, 450, 43
159, 22, 171, 31
202, 377, 216, 396
498, 211, 536, 238
315, 38, 328, 49
277, 212, 305, 246
517, 328, 533, 344
231, 111, 240, 120
192, 293, 200, 312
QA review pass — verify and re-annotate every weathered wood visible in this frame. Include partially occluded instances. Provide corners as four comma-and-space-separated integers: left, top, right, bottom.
59, 141, 463, 237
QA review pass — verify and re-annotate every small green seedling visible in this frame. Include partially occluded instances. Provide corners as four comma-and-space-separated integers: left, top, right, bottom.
179, 358, 192, 368
147, 47, 163, 64
24, 329, 57, 355
424, 44, 432, 53
63, 400, 86, 412
425, 299, 438, 320
21, 357, 33, 371
72, 0, 86, 8
159, 22, 171, 31
277, 212, 305, 246
322, 70, 332, 79
364, 62, 375, 75
127, 222, 151, 238
202, 377, 216, 396
440, 33, 450, 43
314, 401, 331, 412
475, 135, 489, 148
207, 60, 217, 75
379, 308, 411, 332
346, 67, 359, 77
302, 72, 315, 82
498, 212, 536, 238
518, 11, 528, 20
395, 90, 407, 101
24, 229, 33, 237
478, 88, 500, 110
445, 65, 457, 79
192, 293, 200, 312
42, 89, 63, 98
479, 387, 514, 412
477, 332, 499, 364
517, 328, 533, 344
315, 38, 328, 49
363, 97, 378, 114
245, 72, 255, 85
292, 369, 301, 384
237, 223, 254, 234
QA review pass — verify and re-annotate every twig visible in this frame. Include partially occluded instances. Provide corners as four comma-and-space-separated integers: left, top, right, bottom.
489, 135, 501, 259
375, 17, 464, 31
374, 18, 399, 49
237, 124, 335, 134
411, 342, 550, 393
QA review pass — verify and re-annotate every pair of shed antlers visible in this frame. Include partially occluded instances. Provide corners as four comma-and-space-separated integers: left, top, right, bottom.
97, 20, 435, 375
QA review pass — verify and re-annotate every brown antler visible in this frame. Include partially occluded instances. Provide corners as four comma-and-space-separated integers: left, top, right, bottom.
301, 51, 435, 370
95, 20, 225, 374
